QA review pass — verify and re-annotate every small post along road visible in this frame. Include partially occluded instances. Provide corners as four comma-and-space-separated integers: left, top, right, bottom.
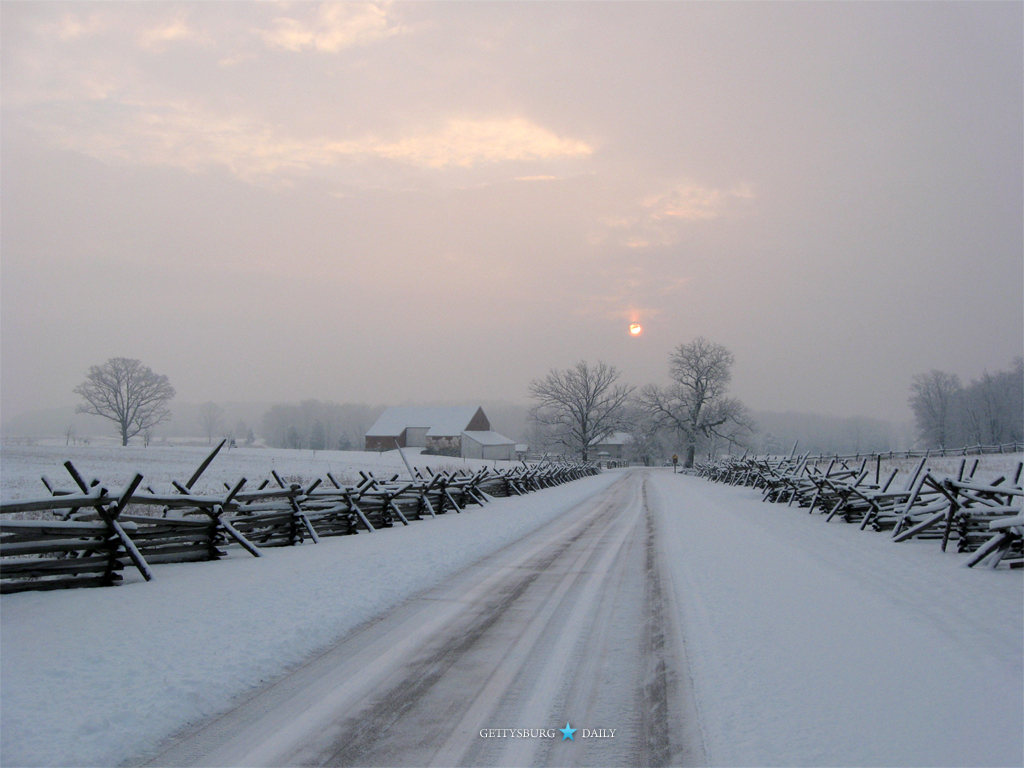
138, 470, 707, 767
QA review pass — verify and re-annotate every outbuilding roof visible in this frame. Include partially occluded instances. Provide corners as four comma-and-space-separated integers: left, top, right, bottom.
365, 406, 484, 438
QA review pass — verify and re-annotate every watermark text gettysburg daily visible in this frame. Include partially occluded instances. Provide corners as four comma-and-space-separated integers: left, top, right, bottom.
478, 725, 616, 739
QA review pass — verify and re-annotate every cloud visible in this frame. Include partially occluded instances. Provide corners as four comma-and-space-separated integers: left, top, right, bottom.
642, 181, 755, 221
44, 8, 206, 51
137, 14, 209, 52
29, 100, 592, 182
55, 12, 106, 41
366, 118, 593, 168
597, 179, 756, 248
254, 2, 406, 52
8, 4, 590, 182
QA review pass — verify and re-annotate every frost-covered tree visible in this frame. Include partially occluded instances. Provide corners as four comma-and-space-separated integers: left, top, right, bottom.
74, 357, 175, 446
1008, 357, 1024, 442
909, 362, 1023, 449
638, 337, 753, 467
958, 358, 1024, 445
529, 360, 634, 461
309, 420, 327, 451
197, 401, 224, 444
908, 370, 962, 448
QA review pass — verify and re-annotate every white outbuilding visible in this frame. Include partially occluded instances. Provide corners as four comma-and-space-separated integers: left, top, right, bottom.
461, 430, 516, 461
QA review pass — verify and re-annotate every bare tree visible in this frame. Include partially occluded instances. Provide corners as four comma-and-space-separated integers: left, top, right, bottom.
197, 401, 225, 444
74, 357, 176, 446
908, 370, 962, 448
638, 337, 754, 467
529, 360, 635, 460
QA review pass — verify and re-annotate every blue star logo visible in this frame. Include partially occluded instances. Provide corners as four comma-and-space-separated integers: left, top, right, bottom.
560, 722, 576, 741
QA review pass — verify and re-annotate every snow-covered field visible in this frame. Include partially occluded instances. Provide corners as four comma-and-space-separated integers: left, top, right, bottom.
0, 443, 508, 502
1, 447, 1021, 767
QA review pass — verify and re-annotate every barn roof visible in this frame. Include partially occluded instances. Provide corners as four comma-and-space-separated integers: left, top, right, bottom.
365, 406, 484, 438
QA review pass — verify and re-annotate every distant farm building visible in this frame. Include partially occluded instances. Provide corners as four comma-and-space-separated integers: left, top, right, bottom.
591, 431, 633, 461
364, 406, 515, 461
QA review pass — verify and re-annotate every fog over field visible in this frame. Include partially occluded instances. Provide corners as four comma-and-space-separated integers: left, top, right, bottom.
0, 400, 916, 459
2, 2, 1021, 428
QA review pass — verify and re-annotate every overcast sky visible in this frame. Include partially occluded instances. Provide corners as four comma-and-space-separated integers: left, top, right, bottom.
2, 1, 1021, 424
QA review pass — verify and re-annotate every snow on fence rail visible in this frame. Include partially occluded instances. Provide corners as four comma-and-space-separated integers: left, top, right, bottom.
695, 452, 1023, 569
0, 441, 601, 593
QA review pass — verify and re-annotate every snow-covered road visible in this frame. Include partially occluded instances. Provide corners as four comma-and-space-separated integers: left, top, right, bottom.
136, 470, 704, 767
3, 453, 1021, 767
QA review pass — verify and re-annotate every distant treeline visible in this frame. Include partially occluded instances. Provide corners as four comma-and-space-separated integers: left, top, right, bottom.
260, 401, 385, 451
745, 411, 911, 458
909, 358, 1023, 450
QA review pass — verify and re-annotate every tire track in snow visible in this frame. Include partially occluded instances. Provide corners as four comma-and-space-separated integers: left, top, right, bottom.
644, 475, 710, 768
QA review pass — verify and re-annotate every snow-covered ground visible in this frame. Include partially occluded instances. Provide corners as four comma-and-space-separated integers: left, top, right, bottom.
648, 471, 1022, 768
1, 447, 1021, 767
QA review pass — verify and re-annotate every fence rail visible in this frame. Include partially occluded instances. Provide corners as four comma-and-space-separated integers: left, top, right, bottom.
0, 441, 601, 593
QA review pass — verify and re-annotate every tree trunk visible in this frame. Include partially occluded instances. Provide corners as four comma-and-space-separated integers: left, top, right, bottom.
685, 444, 695, 468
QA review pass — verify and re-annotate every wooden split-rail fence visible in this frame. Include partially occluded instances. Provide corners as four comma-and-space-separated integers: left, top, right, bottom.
767, 442, 1023, 464
695, 452, 1023, 570
0, 442, 601, 594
